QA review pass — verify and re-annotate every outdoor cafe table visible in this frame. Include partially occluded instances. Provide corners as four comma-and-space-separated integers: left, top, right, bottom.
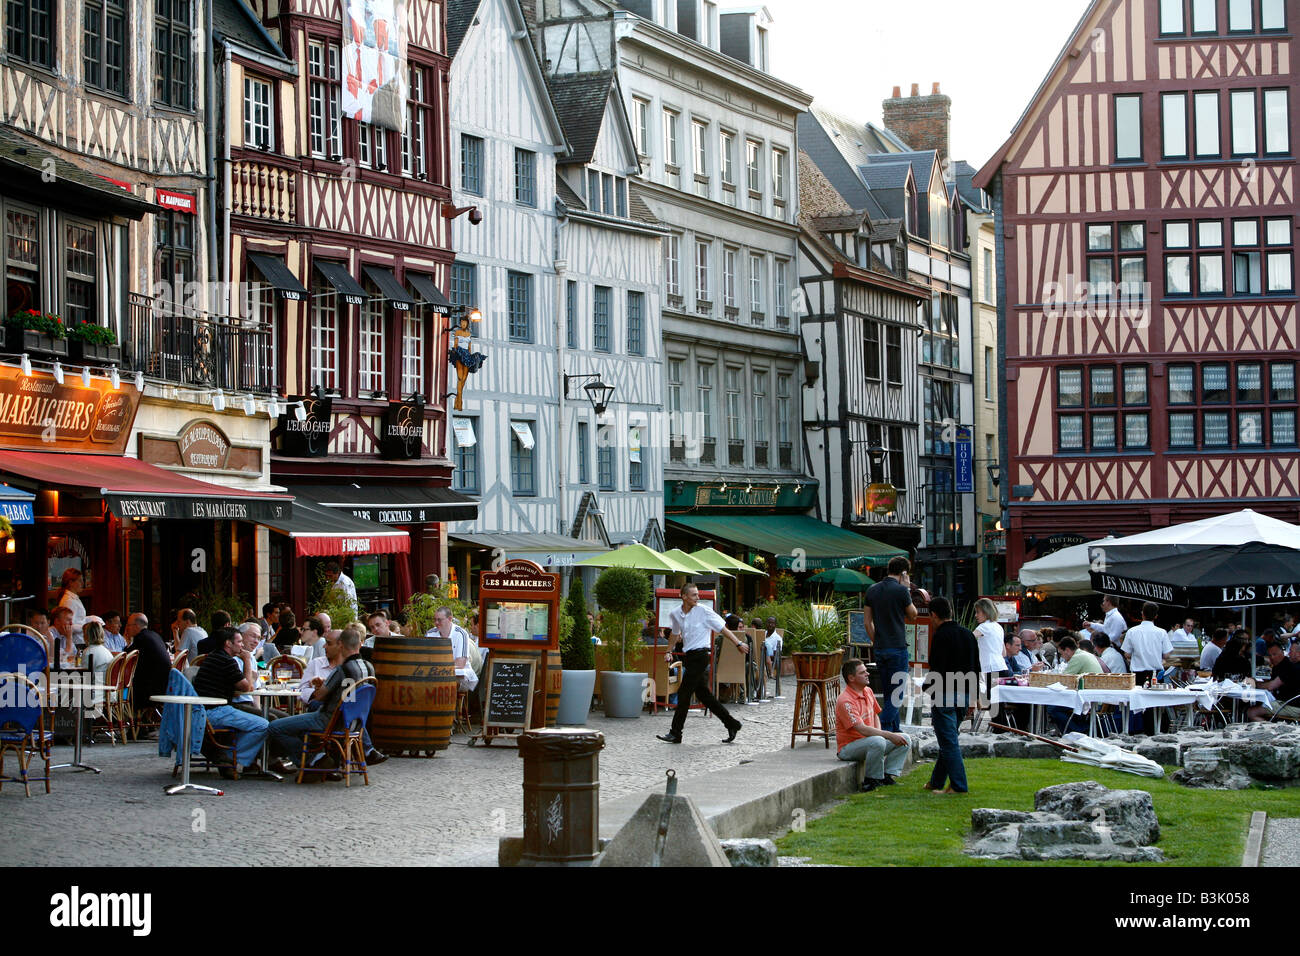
1187, 682, 1276, 722
989, 684, 1084, 736
248, 685, 302, 780
151, 694, 228, 797
42, 679, 118, 774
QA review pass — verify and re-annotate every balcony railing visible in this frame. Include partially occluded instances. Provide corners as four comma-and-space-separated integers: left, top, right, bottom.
728, 440, 745, 465
779, 442, 793, 469
700, 438, 716, 465
754, 441, 768, 466
231, 159, 297, 223
127, 293, 276, 393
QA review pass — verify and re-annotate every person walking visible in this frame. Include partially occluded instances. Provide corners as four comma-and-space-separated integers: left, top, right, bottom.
863, 557, 919, 733
656, 583, 748, 745
924, 596, 978, 794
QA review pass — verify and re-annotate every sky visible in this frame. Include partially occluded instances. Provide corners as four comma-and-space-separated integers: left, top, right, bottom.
765, 0, 1094, 169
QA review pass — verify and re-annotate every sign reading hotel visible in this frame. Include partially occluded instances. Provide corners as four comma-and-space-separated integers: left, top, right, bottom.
0, 366, 140, 455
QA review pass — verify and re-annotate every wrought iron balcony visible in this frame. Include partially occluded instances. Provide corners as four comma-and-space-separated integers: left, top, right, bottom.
127, 292, 277, 393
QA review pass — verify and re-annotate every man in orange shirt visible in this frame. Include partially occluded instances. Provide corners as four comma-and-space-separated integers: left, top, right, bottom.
835, 658, 911, 792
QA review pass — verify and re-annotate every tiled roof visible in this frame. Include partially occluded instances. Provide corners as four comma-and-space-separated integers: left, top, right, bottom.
213, 0, 288, 60
556, 176, 586, 210
547, 73, 615, 164
812, 212, 867, 233
447, 0, 484, 60
627, 180, 661, 225
952, 159, 991, 212
869, 218, 902, 242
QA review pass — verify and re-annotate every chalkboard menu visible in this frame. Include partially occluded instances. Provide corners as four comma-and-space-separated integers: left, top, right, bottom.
484, 658, 536, 729
847, 610, 871, 647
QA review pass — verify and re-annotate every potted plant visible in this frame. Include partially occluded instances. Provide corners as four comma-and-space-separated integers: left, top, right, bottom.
783, 603, 847, 680
557, 580, 597, 725
594, 566, 652, 719
7, 309, 68, 356
66, 319, 121, 365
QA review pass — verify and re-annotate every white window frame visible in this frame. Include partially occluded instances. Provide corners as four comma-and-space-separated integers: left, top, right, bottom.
359, 284, 386, 394
749, 252, 764, 313
695, 239, 711, 303
663, 108, 680, 168
243, 76, 273, 150
310, 278, 340, 391
401, 310, 425, 397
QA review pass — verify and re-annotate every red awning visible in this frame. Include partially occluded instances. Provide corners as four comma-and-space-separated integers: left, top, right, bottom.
260, 497, 409, 557
0, 451, 292, 523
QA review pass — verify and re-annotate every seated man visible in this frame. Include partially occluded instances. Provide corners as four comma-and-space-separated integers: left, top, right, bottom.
299, 630, 342, 708
1002, 632, 1024, 675
1094, 633, 1127, 674
101, 611, 127, 653
834, 658, 910, 792
1047, 636, 1102, 736
175, 608, 206, 658
763, 617, 782, 679
1199, 628, 1229, 672
192, 627, 272, 778
268, 623, 385, 774
298, 617, 329, 660
432, 606, 479, 692
1247, 641, 1300, 721
230, 626, 288, 722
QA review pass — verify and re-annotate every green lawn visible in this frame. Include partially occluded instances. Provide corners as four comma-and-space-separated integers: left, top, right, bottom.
778, 759, 1295, 867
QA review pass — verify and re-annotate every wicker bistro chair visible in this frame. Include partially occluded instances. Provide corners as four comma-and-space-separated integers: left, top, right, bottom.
296, 677, 377, 787
92, 653, 128, 744
171, 650, 189, 672
0, 673, 53, 796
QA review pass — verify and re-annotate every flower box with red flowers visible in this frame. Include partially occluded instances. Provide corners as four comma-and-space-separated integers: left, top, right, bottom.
6, 310, 69, 357
66, 319, 121, 365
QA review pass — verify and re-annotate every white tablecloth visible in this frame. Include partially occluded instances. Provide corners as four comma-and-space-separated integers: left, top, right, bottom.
1187, 682, 1276, 709
991, 684, 1084, 714
1127, 688, 1209, 713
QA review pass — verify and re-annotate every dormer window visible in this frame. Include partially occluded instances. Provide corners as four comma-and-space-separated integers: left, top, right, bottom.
586, 167, 628, 216
904, 184, 917, 234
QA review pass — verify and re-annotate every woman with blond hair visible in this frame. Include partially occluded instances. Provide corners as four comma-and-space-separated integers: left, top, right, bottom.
55, 567, 88, 642
80, 618, 114, 710
972, 598, 1006, 676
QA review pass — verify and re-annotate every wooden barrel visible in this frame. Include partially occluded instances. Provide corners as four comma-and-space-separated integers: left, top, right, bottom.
506, 648, 563, 727
369, 636, 456, 756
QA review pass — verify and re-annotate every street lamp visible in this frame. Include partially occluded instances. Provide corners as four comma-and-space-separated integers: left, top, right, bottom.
987, 462, 1001, 487
564, 374, 616, 415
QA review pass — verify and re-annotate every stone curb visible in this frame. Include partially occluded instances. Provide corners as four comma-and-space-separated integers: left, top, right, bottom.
1242, 811, 1267, 867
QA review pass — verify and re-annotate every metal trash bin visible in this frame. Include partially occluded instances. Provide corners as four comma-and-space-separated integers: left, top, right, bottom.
519, 728, 605, 865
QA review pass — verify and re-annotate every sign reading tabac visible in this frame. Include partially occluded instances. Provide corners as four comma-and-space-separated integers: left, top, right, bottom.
0, 366, 140, 454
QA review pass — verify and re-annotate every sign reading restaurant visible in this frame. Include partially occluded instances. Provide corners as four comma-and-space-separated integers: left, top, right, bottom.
0, 366, 140, 455
107, 494, 290, 523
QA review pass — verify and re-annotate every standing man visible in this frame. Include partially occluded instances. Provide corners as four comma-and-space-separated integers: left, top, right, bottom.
835, 658, 910, 792
924, 597, 978, 794
324, 561, 359, 618
192, 627, 272, 777
863, 556, 918, 733
1123, 602, 1173, 735
656, 583, 747, 745
1087, 596, 1127, 651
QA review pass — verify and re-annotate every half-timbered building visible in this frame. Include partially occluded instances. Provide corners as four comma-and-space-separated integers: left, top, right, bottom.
800, 96, 980, 602
796, 152, 932, 562
533, 1, 826, 602
975, 0, 1300, 579
1, 0, 294, 618
227, 0, 477, 613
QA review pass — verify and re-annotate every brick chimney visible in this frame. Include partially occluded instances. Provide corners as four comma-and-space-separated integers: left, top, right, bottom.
882, 82, 952, 166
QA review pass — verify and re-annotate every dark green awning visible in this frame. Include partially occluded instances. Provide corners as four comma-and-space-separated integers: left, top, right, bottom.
668, 514, 905, 570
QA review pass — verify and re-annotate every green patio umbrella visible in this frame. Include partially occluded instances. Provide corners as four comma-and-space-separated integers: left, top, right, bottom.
573, 543, 699, 574
690, 547, 766, 576
663, 548, 734, 578
807, 567, 875, 592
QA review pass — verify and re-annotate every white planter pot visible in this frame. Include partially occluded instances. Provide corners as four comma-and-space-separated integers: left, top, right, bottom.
558, 669, 597, 725
601, 670, 648, 719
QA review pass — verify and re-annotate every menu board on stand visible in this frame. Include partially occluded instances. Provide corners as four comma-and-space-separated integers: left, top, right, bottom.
472, 559, 560, 745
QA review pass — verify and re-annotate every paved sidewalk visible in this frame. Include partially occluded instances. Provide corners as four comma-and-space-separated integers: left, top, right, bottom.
0, 693, 798, 867
1260, 817, 1300, 866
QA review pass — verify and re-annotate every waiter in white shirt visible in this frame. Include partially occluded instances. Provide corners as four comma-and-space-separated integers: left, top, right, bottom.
1087, 595, 1128, 650
657, 582, 748, 745
324, 561, 360, 618
1124, 602, 1174, 735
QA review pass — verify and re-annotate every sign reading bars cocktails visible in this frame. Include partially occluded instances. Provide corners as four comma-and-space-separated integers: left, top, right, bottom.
0, 366, 139, 454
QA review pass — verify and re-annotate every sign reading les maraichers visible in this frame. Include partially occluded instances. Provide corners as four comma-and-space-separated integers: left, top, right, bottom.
0, 366, 139, 454
480, 559, 559, 593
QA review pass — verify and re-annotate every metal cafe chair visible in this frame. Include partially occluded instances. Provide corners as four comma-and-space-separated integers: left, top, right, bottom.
0, 673, 53, 796
296, 677, 378, 787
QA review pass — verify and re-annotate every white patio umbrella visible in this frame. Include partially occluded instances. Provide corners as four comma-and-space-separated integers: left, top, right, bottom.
1018, 536, 1117, 597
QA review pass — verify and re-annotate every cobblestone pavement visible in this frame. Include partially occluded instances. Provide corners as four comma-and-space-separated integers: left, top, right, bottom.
0, 693, 796, 867
1261, 817, 1300, 867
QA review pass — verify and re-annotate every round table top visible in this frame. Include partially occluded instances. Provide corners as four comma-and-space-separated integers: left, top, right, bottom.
151, 694, 227, 706
37, 684, 118, 697
250, 686, 300, 696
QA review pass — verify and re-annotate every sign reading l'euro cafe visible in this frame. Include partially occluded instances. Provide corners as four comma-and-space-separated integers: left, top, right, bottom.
0, 366, 140, 454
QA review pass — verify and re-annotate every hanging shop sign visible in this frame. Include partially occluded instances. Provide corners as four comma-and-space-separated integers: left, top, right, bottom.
867, 482, 898, 516
279, 394, 333, 458
0, 366, 139, 455
381, 398, 425, 460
